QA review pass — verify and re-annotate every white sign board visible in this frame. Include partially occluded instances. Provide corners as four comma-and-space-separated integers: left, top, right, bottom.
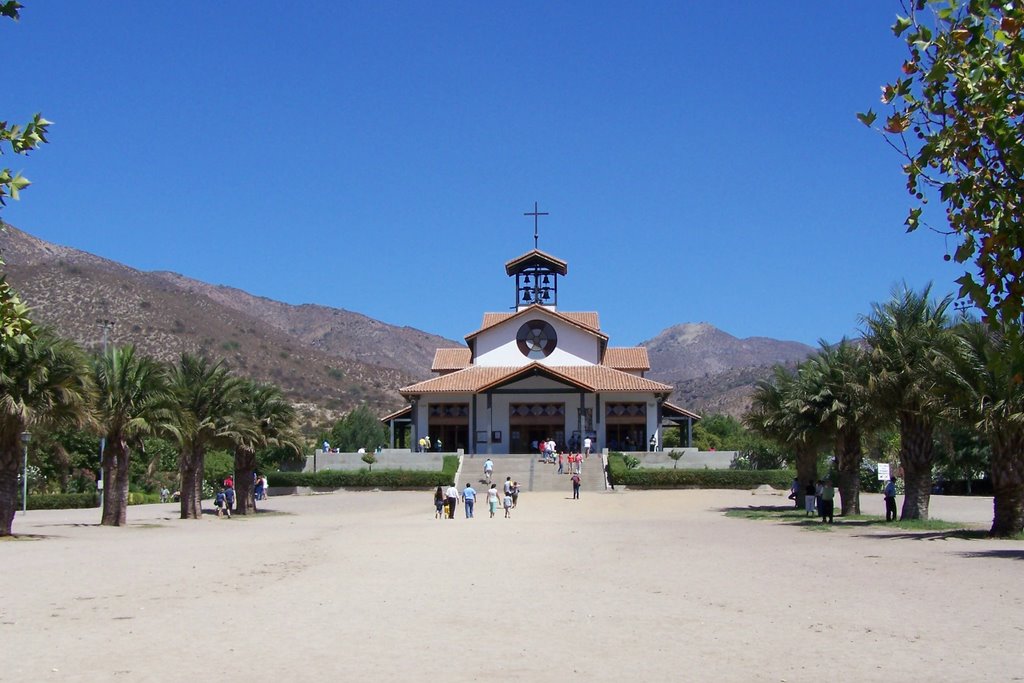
877, 463, 890, 481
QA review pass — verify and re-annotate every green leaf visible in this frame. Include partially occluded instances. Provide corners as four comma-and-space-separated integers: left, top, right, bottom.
856, 110, 877, 126
905, 207, 922, 232
893, 15, 913, 37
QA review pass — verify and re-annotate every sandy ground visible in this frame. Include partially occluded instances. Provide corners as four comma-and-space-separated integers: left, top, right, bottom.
1, 489, 1021, 682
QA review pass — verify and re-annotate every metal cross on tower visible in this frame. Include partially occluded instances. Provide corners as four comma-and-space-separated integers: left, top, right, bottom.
523, 201, 549, 249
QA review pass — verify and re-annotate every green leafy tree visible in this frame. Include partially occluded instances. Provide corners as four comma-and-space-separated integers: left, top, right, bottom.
934, 424, 990, 492
863, 284, 956, 520
859, 1, 1024, 324
165, 354, 242, 520
0, 331, 93, 535
745, 364, 827, 507
666, 450, 683, 469
91, 345, 171, 526
0, 258, 33, 349
800, 340, 875, 515
230, 380, 299, 515
329, 404, 388, 452
941, 320, 1024, 536
691, 422, 722, 452
0, 3, 50, 351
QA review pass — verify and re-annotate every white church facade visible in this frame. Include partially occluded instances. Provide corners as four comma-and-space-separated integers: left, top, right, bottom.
385, 246, 699, 454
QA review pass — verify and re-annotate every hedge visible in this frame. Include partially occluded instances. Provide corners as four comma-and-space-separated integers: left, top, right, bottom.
27, 493, 99, 509
25, 491, 166, 510
607, 453, 795, 490
268, 455, 459, 489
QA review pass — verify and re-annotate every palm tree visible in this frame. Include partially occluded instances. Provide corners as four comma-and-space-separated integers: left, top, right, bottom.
942, 321, 1024, 536
800, 340, 874, 515
91, 345, 171, 526
745, 363, 825, 508
165, 354, 242, 520
862, 284, 955, 520
230, 380, 299, 515
0, 331, 93, 536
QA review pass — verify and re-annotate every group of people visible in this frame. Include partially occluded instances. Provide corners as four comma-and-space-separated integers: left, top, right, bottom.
434, 476, 520, 520
214, 475, 236, 517
212, 472, 268, 517
565, 434, 594, 456
417, 436, 443, 452
789, 478, 836, 523
556, 451, 585, 475
788, 475, 899, 524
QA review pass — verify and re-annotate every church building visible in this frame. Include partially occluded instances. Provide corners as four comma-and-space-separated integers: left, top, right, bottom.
385, 234, 698, 454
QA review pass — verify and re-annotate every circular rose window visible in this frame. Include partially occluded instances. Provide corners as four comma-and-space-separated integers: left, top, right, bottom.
517, 320, 557, 359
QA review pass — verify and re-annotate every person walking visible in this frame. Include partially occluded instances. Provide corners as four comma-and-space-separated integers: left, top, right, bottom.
483, 458, 494, 484
433, 485, 445, 519
511, 481, 520, 508
583, 435, 591, 459
223, 482, 235, 518
462, 482, 477, 519
820, 479, 835, 524
788, 478, 799, 506
503, 491, 513, 518
883, 476, 898, 522
487, 483, 500, 518
571, 472, 581, 500
557, 452, 564, 475
804, 481, 816, 516
445, 483, 459, 519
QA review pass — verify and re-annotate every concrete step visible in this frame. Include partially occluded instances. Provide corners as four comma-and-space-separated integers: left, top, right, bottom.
460, 453, 606, 493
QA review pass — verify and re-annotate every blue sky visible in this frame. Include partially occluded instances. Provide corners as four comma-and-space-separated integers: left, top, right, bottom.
3, 2, 963, 348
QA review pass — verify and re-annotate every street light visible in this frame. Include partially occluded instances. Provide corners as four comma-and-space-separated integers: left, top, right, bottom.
20, 431, 30, 514
95, 318, 115, 512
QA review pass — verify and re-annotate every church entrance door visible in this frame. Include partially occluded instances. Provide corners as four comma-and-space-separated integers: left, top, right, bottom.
509, 402, 566, 454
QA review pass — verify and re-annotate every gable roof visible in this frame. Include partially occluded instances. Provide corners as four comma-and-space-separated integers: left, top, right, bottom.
662, 401, 701, 421
431, 348, 472, 372
504, 249, 568, 276
400, 362, 672, 396
602, 347, 651, 371
465, 304, 606, 342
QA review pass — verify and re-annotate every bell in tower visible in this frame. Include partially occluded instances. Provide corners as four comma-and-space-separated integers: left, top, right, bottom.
505, 249, 568, 311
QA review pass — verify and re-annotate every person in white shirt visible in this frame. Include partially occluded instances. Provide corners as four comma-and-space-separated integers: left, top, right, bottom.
444, 484, 459, 519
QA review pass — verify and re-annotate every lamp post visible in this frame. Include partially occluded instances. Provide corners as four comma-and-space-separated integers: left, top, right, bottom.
20, 431, 30, 514
96, 319, 115, 510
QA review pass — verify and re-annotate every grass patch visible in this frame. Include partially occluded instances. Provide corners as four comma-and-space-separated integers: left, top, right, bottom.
724, 505, 976, 534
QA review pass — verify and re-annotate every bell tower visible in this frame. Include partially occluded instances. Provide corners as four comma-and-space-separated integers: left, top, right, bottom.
505, 249, 568, 311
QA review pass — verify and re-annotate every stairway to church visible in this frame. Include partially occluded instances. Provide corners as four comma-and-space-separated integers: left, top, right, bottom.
460, 453, 607, 493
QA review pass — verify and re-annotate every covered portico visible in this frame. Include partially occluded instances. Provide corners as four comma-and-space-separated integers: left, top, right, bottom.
398, 363, 674, 455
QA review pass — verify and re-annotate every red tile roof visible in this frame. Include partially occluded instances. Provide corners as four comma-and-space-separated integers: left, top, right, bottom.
466, 304, 605, 341
431, 348, 472, 372
662, 401, 701, 421
400, 363, 672, 395
602, 347, 651, 371
504, 249, 569, 276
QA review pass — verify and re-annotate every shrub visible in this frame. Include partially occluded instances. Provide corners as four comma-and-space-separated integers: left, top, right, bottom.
607, 453, 794, 490
127, 492, 163, 505
268, 455, 458, 489
27, 493, 99, 510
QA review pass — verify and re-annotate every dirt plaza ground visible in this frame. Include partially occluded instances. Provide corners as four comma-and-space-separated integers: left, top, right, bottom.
1, 488, 1021, 682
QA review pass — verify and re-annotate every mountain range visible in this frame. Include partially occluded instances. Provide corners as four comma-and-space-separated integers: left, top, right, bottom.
0, 225, 815, 425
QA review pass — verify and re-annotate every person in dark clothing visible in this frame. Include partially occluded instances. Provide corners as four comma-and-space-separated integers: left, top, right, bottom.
883, 476, 898, 522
